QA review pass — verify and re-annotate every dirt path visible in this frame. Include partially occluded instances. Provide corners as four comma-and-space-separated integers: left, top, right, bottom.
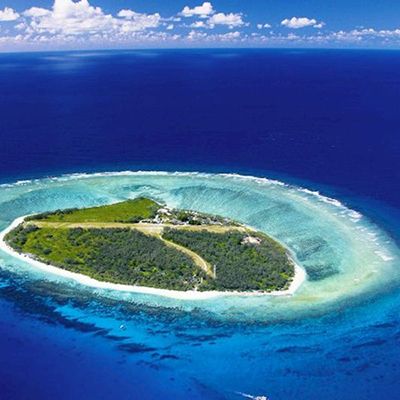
26, 220, 229, 278
160, 237, 214, 277
29, 221, 248, 234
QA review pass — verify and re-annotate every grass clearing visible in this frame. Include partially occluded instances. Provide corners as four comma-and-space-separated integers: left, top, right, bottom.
28, 197, 161, 223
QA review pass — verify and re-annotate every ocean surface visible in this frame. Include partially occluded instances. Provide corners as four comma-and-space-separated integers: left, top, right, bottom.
0, 49, 399, 400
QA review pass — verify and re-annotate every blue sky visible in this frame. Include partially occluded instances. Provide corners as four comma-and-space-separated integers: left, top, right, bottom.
1, 0, 400, 51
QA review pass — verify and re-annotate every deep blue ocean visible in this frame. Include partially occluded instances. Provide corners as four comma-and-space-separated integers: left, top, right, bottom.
0, 49, 399, 400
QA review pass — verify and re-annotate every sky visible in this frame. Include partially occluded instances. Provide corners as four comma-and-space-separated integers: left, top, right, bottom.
0, 0, 400, 51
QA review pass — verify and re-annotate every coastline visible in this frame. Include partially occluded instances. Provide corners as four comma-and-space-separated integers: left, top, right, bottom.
0, 216, 306, 300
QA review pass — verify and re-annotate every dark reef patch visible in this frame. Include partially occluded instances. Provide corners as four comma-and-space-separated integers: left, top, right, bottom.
117, 342, 157, 354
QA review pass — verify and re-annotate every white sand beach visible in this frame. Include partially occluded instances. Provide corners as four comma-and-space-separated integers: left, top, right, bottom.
0, 216, 306, 300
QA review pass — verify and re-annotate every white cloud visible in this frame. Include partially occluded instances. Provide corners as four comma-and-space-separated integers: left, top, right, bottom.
4, 0, 400, 49
186, 29, 241, 42
184, 5, 245, 30
208, 12, 244, 28
376, 28, 400, 37
25, 0, 115, 35
20, 0, 160, 37
328, 27, 400, 42
117, 9, 135, 19
187, 29, 208, 40
23, 7, 50, 18
281, 17, 323, 29
190, 20, 206, 28
15, 22, 27, 31
287, 33, 299, 40
0, 7, 20, 21
117, 9, 161, 32
181, 2, 214, 18
257, 23, 271, 29
218, 31, 240, 40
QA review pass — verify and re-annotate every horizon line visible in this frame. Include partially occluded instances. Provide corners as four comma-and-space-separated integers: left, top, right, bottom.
1, 46, 400, 55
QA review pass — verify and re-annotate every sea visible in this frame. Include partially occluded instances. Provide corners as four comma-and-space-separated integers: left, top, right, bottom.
0, 49, 399, 400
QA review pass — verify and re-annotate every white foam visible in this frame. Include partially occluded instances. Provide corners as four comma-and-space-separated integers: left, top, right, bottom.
374, 250, 394, 262
349, 210, 363, 221
219, 173, 286, 186
14, 180, 33, 186
236, 391, 269, 400
296, 187, 344, 208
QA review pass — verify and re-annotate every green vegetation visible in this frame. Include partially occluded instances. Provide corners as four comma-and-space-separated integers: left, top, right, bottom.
5, 198, 295, 292
26, 197, 161, 223
163, 229, 294, 291
6, 225, 206, 290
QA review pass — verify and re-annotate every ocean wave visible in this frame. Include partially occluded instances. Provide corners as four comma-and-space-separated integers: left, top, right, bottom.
374, 250, 394, 262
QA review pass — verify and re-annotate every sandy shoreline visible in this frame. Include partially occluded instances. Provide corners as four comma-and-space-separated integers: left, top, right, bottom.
0, 216, 306, 300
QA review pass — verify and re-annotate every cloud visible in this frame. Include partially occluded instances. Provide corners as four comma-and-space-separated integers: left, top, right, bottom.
287, 33, 300, 40
207, 12, 245, 28
281, 17, 323, 29
24, 0, 116, 35
181, 2, 214, 18
0, 7, 19, 21
117, 9, 161, 32
19, 0, 160, 37
187, 30, 208, 40
190, 20, 206, 28
3, 0, 400, 49
180, 2, 245, 29
117, 9, 135, 19
187, 29, 241, 42
23, 7, 51, 18
218, 31, 240, 40
328, 27, 400, 42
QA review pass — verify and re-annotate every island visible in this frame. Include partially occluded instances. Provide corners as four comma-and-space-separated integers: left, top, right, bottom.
3, 197, 298, 294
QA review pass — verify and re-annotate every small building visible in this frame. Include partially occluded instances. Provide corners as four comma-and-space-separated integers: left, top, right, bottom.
241, 235, 262, 245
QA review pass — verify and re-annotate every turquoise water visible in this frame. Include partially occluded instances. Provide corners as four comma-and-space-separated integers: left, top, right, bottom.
1, 172, 398, 320
0, 172, 399, 399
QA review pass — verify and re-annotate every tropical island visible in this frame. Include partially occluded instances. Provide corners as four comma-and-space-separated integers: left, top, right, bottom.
2, 197, 299, 295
